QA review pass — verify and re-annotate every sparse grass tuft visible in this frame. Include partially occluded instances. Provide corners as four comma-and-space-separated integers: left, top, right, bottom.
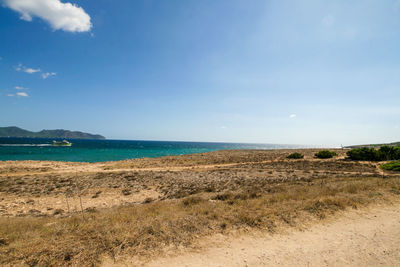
182, 196, 204, 206
1, 176, 398, 266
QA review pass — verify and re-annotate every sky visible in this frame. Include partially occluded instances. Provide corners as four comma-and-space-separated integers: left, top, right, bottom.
1, 0, 400, 146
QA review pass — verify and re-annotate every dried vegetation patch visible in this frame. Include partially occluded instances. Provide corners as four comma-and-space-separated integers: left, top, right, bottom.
1, 149, 400, 266
0, 176, 399, 266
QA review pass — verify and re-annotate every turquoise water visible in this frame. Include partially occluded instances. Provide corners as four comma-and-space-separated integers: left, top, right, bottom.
0, 138, 301, 162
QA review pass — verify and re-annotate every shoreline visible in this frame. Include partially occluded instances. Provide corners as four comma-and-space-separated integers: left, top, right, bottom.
0, 147, 345, 163
0, 138, 328, 163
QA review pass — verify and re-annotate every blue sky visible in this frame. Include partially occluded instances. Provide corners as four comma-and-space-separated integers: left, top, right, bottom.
1, 0, 400, 146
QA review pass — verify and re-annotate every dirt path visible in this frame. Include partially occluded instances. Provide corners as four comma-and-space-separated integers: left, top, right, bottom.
0, 160, 279, 177
138, 203, 400, 267
0, 158, 381, 177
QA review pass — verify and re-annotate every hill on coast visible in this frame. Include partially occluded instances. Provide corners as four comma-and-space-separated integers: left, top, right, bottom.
0, 126, 105, 140
346, 141, 400, 148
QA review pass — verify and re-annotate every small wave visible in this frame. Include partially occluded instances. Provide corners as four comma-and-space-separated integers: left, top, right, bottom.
0, 144, 52, 147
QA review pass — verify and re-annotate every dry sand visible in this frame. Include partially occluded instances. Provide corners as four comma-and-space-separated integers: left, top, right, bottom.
131, 203, 400, 267
1, 149, 391, 217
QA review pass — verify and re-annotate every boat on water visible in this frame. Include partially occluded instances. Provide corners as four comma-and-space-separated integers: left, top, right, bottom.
52, 140, 72, 146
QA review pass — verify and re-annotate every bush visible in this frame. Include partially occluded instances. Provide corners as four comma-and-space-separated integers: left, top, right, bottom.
286, 152, 304, 159
346, 147, 378, 161
377, 146, 400, 161
347, 146, 400, 161
315, 150, 337, 159
380, 161, 400, 171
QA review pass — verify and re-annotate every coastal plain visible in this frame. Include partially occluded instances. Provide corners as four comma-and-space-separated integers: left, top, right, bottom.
0, 149, 400, 266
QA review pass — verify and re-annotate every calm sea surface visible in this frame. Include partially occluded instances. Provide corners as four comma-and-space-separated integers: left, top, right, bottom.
0, 138, 303, 162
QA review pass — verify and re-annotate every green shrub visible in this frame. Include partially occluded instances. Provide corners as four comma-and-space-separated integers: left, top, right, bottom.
377, 146, 400, 161
380, 161, 400, 171
315, 150, 337, 159
346, 147, 379, 161
286, 152, 304, 159
347, 146, 400, 161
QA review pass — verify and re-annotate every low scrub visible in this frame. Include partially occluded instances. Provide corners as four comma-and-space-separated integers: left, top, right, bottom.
286, 152, 304, 159
1, 176, 399, 266
347, 146, 400, 161
380, 161, 400, 171
315, 150, 337, 159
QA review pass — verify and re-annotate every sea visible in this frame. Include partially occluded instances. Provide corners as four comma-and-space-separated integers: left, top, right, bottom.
0, 138, 304, 163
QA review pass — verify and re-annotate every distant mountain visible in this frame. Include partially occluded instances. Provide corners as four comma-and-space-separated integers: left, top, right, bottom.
345, 141, 400, 149
0, 126, 105, 140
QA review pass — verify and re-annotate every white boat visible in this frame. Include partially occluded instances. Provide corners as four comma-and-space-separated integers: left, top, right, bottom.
52, 140, 72, 146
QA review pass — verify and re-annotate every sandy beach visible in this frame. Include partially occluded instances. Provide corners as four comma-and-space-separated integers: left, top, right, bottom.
1, 149, 399, 266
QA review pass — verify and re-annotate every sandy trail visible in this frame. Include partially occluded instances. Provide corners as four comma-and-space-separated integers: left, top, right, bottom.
0, 160, 282, 177
0, 158, 381, 177
139, 203, 400, 267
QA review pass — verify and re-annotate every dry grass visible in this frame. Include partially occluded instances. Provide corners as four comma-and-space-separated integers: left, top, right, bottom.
1, 149, 399, 265
1, 175, 399, 266
104, 149, 348, 169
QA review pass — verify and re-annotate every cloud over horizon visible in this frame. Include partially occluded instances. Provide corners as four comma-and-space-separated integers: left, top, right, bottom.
15, 63, 56, 79
15, 63, 40, 73
24, 67, 40, 74
41, 72, 56, 79
16, 92, 28, 97
3, 0, 92, 32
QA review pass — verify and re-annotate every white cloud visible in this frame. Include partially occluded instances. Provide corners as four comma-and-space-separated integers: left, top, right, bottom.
15, 64, 40, 74
3, 0, 92, 32
15, 64, 56, 78
322, 15, 335, 27
7, 94, 14, 97
24, 67, 41, 74
289, 114, 297, 119
16, 92, 28, 97
15, 64, 22, 71
15, 86, 28, 90
220, 126, 227, 129
42, 72, 56, 79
